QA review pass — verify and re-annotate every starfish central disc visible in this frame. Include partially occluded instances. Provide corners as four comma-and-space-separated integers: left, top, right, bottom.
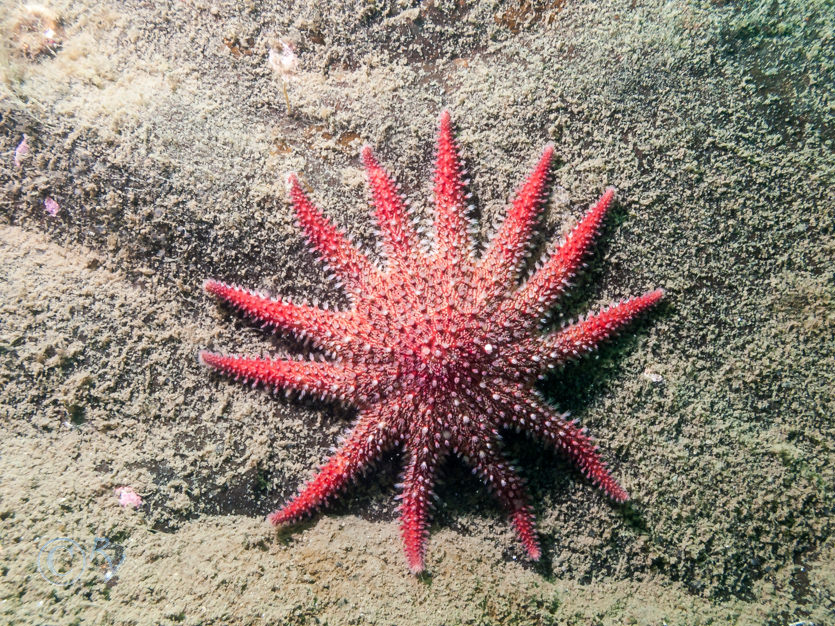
392, 316, 488, 387
201, 110, 664, 573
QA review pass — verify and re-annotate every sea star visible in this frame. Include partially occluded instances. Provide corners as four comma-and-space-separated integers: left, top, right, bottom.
200, 111, 663, 573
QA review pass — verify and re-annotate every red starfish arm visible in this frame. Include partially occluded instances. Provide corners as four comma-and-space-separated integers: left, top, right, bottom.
199, 351, 359, 403
398, 433, 443, 573
543, 409, 628, 502
500, 396, 629, 503
268, 409, 393, 525
475, 144, 555, 294
540, 289, 665, 362
459, 434, 541, 561
361, 146, 419, 266
511, 188, 614, 319
287, 173, 375, 290
432, 110, 472, 265
203, 280, 350, 350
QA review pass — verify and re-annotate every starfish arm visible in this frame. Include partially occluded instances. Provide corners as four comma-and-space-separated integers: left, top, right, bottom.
459, 435, 541, 561
287, 173, 375, 290
361, 146, 419, 266
540, 289, 665, 362
475, 144, 555, 294
398, 432, 444, 573
512, 188, 615, 319
509, 402, 629, 503
199, 351, 360, 403
268, 409, 394, 525
203, 280, 351, 350
433, 110, 472, 265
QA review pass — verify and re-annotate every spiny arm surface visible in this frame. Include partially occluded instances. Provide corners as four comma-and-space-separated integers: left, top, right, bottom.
540, 289, 666, 362
287, 173, 375, 292
203, 280, 350, 351
361, 146, 420, 266
500, 396, 629, 503
433, 110, 472, 267
460, 436, 541, 560
398, 431, 443, 573
509, 188, 615, 322
476, 144, 554, 295
268, 408, 395, 525
198, 351, 361, 403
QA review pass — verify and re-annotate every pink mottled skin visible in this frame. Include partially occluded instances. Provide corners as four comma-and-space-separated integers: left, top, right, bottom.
200, 111, 664, 573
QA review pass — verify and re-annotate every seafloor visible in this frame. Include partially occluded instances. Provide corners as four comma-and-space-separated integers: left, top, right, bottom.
1, 1, 833, 624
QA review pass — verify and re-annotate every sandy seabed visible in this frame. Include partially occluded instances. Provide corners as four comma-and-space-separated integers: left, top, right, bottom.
1, 1, 833, 624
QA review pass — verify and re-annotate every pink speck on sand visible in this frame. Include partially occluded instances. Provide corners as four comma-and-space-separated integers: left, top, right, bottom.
44, 197, 60, 216
14, 135, 30, 168
268, 40, 298, 78
115, 486, 142, 508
